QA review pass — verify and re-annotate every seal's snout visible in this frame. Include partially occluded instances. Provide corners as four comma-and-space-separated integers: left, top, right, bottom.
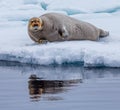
33, 24, 39, 30
33, 24, 39, 27
33, 26, 39, 30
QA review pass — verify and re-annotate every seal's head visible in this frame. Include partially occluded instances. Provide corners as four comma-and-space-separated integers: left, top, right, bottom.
28, 17, 43, 32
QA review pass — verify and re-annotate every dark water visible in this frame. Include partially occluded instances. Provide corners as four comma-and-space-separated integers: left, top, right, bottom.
0, 61, 120, 110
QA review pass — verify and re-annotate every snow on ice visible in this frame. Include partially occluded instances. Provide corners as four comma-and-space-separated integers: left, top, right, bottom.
0, 0, 120, 67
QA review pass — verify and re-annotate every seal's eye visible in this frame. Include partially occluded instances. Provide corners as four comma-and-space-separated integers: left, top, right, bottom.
31, 20, 34, 23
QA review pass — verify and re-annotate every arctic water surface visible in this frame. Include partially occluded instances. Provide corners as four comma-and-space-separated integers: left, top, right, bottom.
0, 61, 120, 110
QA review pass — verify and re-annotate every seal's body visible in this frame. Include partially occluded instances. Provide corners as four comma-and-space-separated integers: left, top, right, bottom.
28, 13, 109, 43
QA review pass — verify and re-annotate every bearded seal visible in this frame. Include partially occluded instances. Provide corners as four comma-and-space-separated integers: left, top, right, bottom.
28, 13, 109, 43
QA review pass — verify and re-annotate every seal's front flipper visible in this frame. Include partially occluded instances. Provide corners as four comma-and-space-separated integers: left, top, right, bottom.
58, 26, 69, 39
38, 39, 48, 44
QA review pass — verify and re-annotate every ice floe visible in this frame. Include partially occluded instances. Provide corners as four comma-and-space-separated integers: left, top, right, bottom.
0, 0, 120, 67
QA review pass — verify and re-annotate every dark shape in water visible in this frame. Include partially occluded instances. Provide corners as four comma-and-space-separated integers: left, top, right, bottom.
28, 74, 82, 101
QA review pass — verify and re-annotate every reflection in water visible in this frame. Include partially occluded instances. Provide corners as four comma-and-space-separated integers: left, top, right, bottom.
1, 61, 120, 101
28, 74, 82, 101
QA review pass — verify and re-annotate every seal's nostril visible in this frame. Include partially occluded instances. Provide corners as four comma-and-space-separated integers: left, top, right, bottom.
33, 24, 38, 27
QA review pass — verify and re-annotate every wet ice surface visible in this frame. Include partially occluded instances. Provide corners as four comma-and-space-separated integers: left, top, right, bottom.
0, 62, 120, 110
